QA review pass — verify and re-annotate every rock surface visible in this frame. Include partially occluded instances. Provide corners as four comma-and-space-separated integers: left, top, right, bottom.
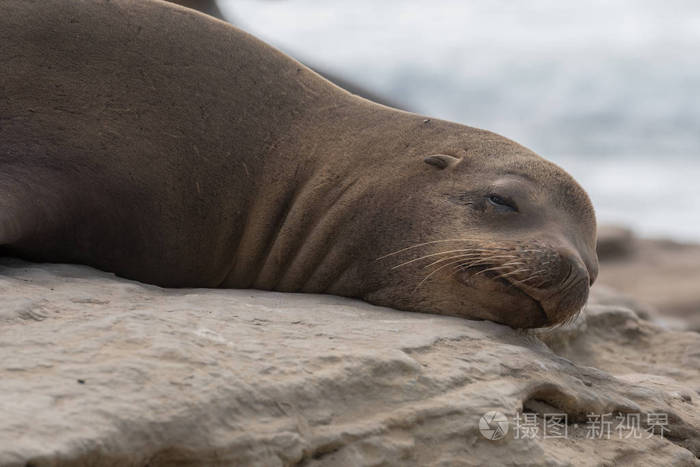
1, 259, 699, 466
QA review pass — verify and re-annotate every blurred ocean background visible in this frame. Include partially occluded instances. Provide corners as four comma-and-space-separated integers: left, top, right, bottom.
220, 0, 700, 242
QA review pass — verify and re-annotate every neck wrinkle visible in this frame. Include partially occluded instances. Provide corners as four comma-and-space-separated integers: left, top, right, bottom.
221, 94, 407, 291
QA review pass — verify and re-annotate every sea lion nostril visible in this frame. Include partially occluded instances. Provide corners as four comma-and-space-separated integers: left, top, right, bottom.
554, 249, 590, 285
587, 261, 599, 286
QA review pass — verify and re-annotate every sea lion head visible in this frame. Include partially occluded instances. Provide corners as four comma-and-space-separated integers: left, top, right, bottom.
368, 126, 598, 328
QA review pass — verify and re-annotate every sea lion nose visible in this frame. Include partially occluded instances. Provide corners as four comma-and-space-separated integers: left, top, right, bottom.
537, 248, 591, 325
552, 242, 596, 288
558, 248, 591, 288
571, 247, 598, 287
587, 259, 599, 286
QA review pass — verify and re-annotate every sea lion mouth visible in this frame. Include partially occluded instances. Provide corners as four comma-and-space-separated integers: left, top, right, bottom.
499, 277, 549, 326
457, 265, 549, 327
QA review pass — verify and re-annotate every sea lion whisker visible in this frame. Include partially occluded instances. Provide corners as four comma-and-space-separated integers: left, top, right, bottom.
450, 259, 502, 274
506, 277, 535, 287
470, 260, 522, 276
461, 254, 519, 269
413, 258, 475, 291
376, 238, 483, 261
495, 260, 527, 269
494, 268, 530, 281
471, 265, 509, 277
486, 266, 522, 279
390, 249, 482, 270
422, 252, 485, 269
560, 263, 576, 290
517, 273, 546, 286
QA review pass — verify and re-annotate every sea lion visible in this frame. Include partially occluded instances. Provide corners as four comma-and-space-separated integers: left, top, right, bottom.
0, 0, 598, 328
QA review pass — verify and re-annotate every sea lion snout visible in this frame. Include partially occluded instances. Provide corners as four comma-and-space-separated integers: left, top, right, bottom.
453, 242, 593, 327
523, 228, 599, 325
529, 247, 593, 326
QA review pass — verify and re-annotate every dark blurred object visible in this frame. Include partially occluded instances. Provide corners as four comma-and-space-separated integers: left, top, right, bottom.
597, 227, 700, 331
167, 0, 403, 109
310, 69, 403, 109
596, 225, 636, 260
169, 0, 224, 19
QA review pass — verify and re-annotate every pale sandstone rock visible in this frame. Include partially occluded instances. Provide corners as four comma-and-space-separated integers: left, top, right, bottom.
0, 259, 698, 466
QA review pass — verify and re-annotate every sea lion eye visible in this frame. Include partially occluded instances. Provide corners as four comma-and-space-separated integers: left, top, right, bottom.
487, 194, 518, 212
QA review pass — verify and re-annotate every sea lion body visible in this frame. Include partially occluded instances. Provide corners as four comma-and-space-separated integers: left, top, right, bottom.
0, 0, 598, 328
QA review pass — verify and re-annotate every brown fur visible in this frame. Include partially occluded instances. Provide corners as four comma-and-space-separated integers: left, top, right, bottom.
0, 0, 598, 328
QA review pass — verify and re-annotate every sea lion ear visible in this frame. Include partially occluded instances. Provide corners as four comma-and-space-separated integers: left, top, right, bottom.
424, 154, 462, 169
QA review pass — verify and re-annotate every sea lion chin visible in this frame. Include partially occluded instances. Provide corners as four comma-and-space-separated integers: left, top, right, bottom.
0, 0, 598, 329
